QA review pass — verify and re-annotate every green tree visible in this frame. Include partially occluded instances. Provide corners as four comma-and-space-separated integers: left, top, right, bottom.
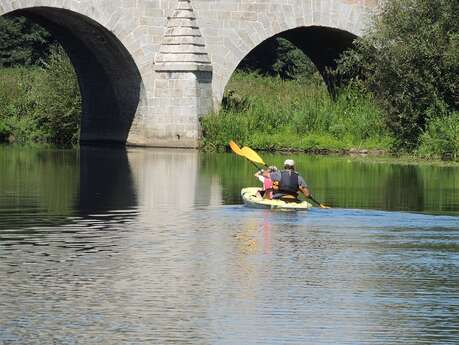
238, 37, 318, 80
38, 46, 81, 145
0, 16, 55, 67
338, 0, 459, 151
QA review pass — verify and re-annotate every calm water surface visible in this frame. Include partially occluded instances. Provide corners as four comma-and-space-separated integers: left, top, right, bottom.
0, 146, 458, 344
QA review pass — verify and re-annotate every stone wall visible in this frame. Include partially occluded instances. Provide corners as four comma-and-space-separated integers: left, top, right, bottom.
0, 0, 378, 147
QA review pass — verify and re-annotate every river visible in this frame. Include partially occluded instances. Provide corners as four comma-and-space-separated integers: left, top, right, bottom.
0, 145, 458, 344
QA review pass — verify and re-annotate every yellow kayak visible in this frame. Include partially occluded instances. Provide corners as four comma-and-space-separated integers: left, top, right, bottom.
241, 187, 312, 211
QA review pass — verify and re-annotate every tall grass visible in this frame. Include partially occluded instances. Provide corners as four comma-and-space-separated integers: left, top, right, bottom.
201, 72, 393, 151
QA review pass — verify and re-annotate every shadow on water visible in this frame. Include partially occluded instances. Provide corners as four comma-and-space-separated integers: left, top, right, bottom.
0, 145, 138, 231
77, 146, 137, 216
379, 164, 425, 212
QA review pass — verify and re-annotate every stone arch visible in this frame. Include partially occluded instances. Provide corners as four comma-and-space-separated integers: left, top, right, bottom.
209, 0, 375, 104
243, 26, 357, 93
0, 3, 148, 144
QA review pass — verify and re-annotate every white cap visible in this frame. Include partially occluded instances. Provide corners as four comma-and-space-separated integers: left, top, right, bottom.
284, 159, 295, 166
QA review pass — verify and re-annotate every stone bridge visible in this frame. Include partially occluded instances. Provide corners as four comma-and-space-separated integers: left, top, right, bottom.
0, 0, 378, 147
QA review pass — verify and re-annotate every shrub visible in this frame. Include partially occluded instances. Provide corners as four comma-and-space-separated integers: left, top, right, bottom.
337, 0, 459, 150
0, 46, 81, 145
418, 112, 459, 160
38, 46, 81, 145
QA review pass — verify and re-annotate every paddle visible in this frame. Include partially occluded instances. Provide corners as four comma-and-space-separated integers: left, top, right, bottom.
241, 146, 268, 167
229, 140, 260, 170
308, 196, 331, 209
229, 140, 331, 209
229, 140, 244, 156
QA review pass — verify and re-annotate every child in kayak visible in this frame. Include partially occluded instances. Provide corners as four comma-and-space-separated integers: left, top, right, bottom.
254, 166, 277, 199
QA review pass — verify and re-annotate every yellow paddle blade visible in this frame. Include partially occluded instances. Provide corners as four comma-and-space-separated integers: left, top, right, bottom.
229, 140, 244, 156
241, 146, 266, 166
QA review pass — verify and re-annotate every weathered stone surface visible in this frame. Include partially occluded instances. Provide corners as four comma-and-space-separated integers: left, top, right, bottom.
162, 35, 205, 45
170, 9, 195, 19
168, 18, 197, 27
156, 0, 211, 67
160, 44, 207, 54
0, 0, 378, 148
152, 0, 212, 147
156, 53, 210, 63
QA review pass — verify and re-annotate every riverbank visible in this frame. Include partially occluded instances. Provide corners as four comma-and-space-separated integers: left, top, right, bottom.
200, 72, 458, 162
1, 66, 456, 162
201, 72, 393, 153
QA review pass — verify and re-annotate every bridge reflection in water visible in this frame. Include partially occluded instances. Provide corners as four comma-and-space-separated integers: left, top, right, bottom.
127, 148, 223, 216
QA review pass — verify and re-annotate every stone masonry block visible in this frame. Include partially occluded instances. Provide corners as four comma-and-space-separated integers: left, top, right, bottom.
168, 18, 197, 27
160, 44, 207, 54
170, 9, 195, 19
164, 27, 201, 36
162, 36, 205, 45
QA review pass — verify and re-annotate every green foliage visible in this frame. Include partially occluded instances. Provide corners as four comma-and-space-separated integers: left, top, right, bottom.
238, 37, 318, 80
337, 0, 459, 152
39, 46, 82, 144
0, 46, 81, 145
201, 72, 392, 152
418, 112, 459, 160
0, 67, 48, 143
0, 16, 55, 67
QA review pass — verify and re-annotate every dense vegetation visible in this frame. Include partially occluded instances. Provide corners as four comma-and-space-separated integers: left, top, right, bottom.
0, 46, 81, 145
337, 0, 458, 158
201, 72, 391, 152
0, 16, 55, 67
0, 16, 81, 146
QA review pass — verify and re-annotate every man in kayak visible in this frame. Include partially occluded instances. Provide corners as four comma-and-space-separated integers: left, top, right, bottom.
270, 159, 311, 202
255, 166, 277, 199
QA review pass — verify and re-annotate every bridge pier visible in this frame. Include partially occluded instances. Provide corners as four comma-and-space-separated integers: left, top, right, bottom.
127, 0, 213, 148
128, 67, 212, 148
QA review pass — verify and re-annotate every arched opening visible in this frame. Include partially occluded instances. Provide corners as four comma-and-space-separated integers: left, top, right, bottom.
2, 7, 143, 145
281, 26, 357, 93
237, 26, 357, 94
222, 26, 359, 113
